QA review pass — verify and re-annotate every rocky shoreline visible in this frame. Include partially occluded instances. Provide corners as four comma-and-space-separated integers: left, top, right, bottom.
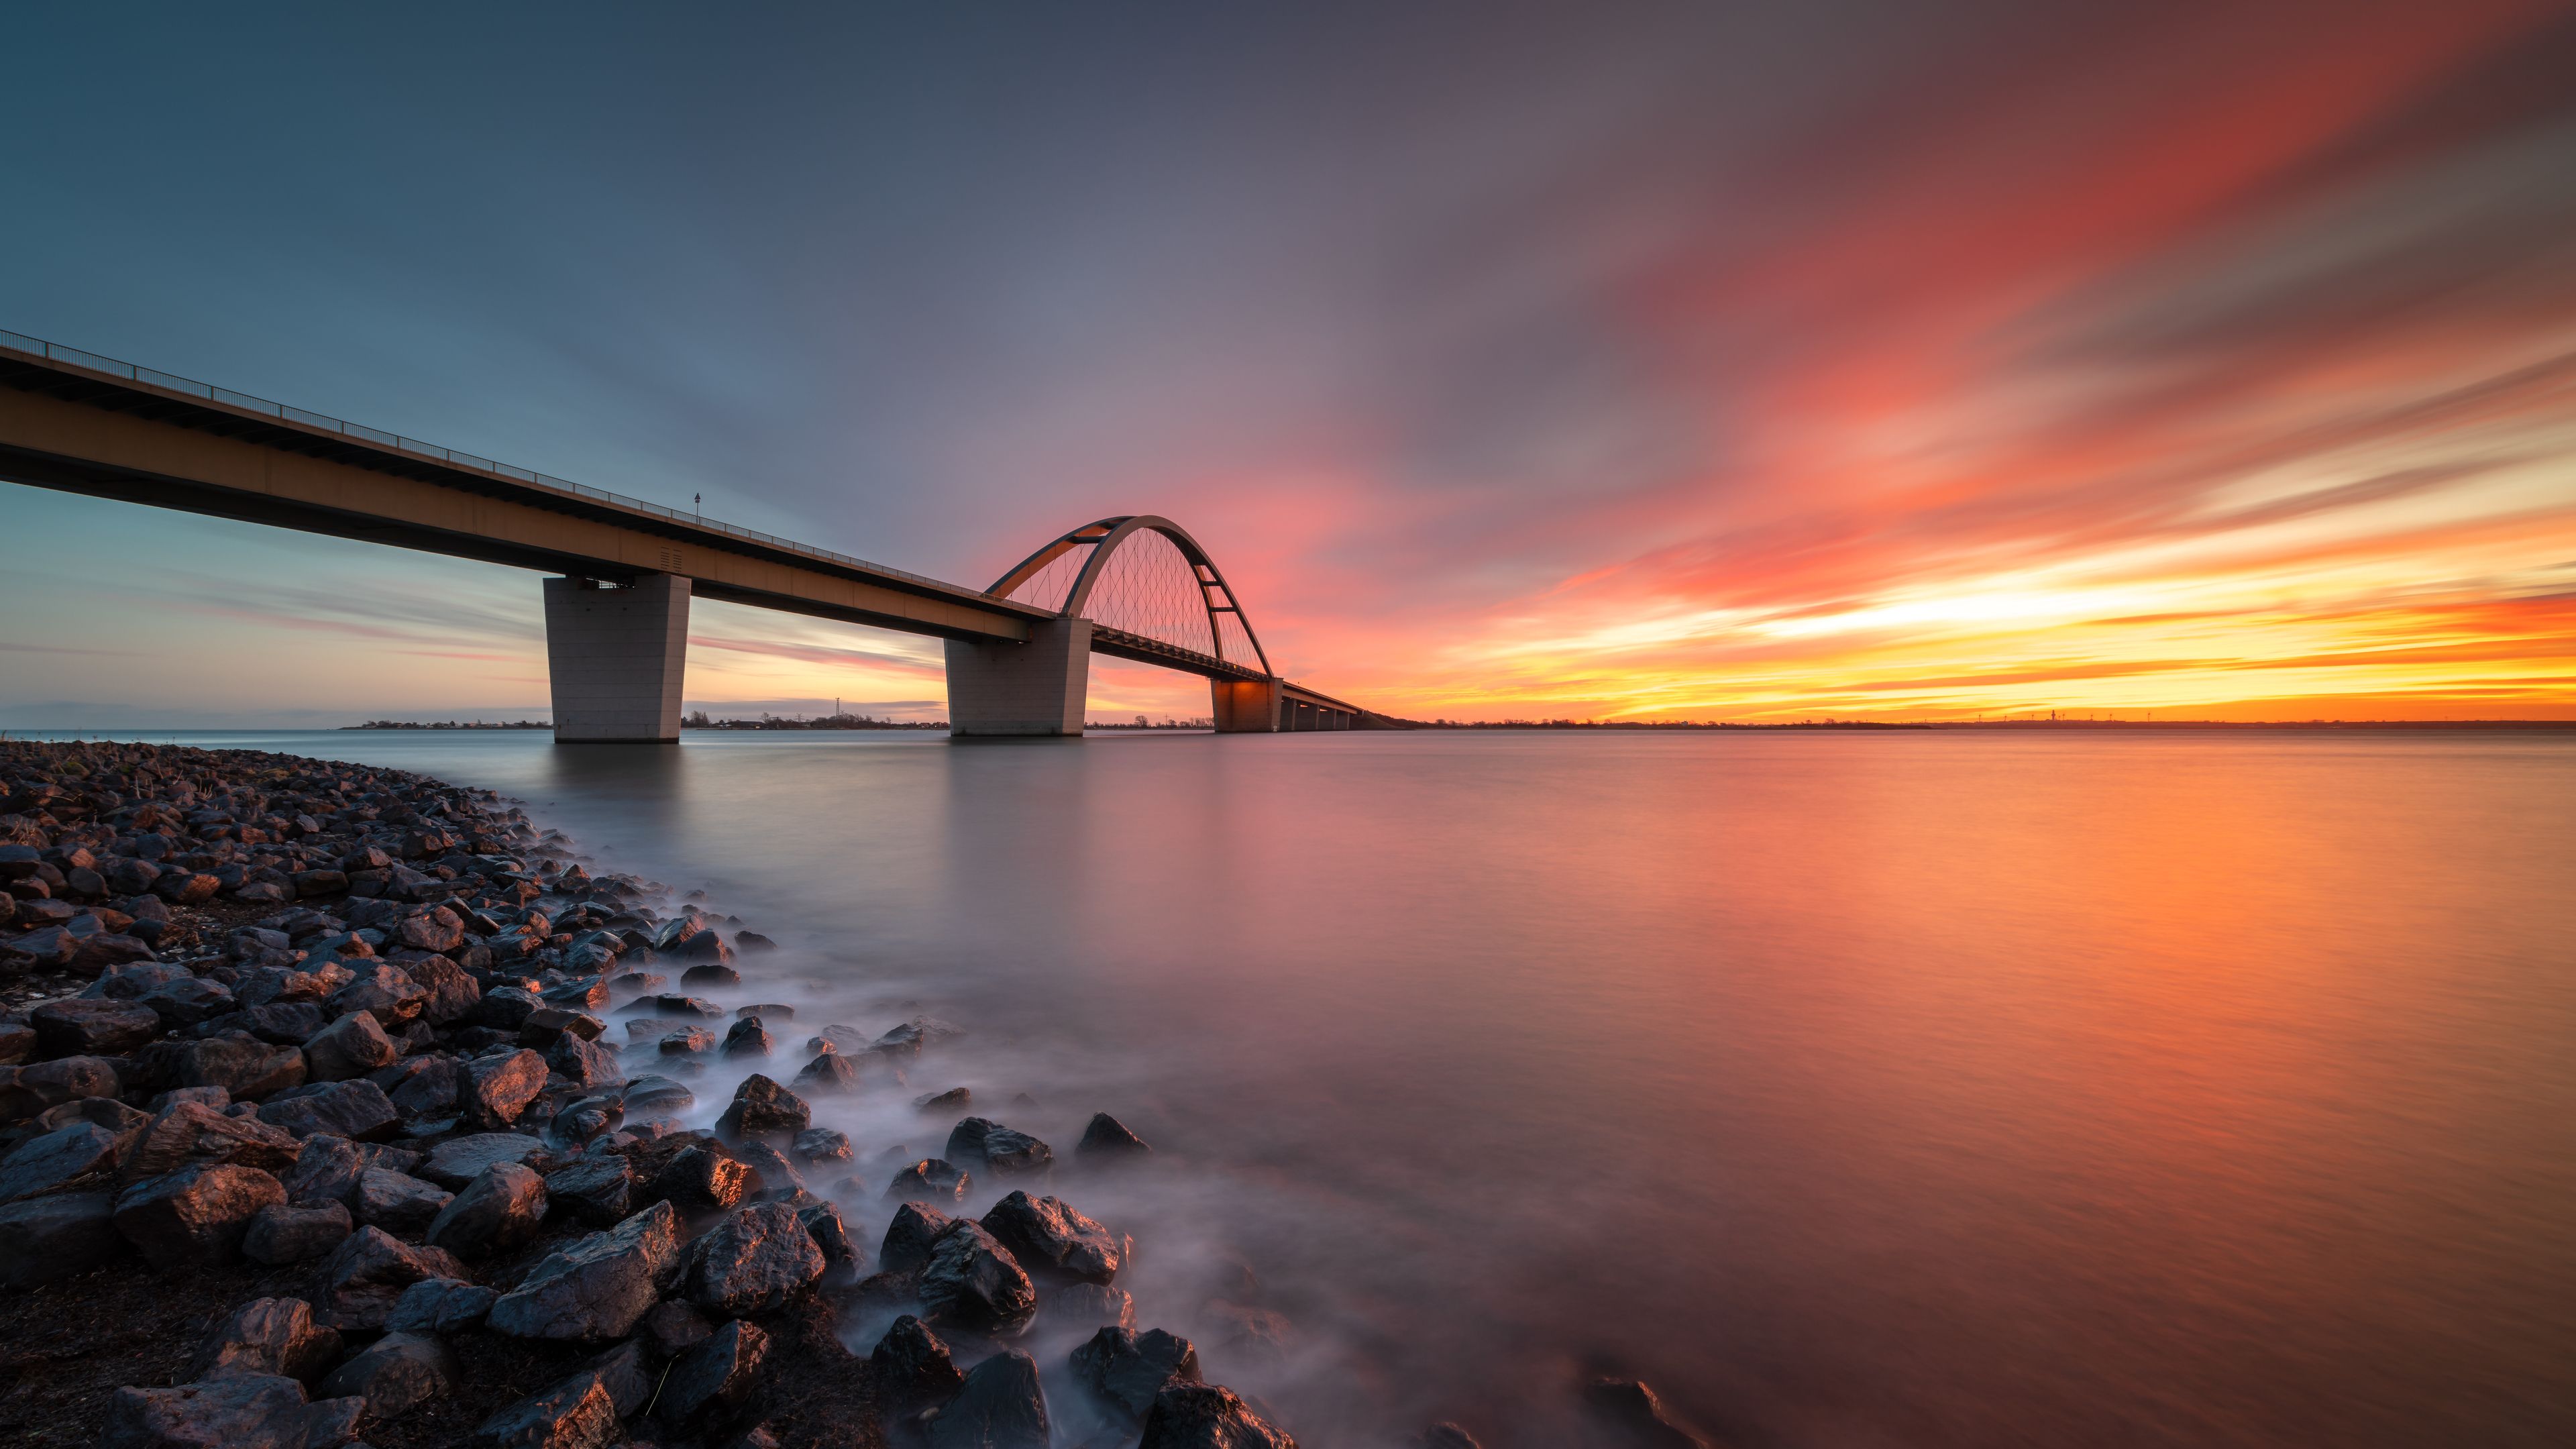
0, 739, 1705, 1449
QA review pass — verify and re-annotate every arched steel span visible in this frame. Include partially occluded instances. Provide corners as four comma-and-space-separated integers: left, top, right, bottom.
988, 515, 1277, 681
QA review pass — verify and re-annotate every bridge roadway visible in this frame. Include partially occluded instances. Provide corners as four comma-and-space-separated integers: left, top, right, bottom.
0, 331, 1375, 738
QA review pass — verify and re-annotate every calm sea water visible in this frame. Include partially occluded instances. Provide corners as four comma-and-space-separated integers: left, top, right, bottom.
34, 727, 2576, 1446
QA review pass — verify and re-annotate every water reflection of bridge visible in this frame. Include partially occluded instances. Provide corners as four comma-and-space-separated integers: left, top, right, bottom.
0, 332, 1382, 739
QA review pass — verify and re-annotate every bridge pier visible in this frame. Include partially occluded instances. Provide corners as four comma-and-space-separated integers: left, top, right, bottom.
1211, 678, 1281, 733
542, 574, 690, 743
947, 618, 1091, 736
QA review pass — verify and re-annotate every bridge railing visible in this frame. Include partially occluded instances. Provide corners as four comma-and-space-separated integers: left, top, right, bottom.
0, 328, 987, 602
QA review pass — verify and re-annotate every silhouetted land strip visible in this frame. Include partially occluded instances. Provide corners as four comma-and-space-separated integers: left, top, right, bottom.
343, 720, 550, 731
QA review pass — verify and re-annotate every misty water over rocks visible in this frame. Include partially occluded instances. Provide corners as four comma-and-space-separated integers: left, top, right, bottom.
9, 727, 2575, 1448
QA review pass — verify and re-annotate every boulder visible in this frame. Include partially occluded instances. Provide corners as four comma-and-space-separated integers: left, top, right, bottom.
381, 1053, 464, 1118
546, 1030, 623, 1089
653, 1144, 750, 1210
1077, 1112, 1152, 1159
1582, 1379, 1709, 1448
645, 1299, 717, 1357
475, 1371, 619, 1449
330, 965, 430, 1027
0, 1189, 123, 1287
315, 1226, 468, 1330
303, 1012, 398, 1082
0, 1021, 31, 1064
915, 1087, 972, 1114
386, 1276, 501, 1334
121, 1100, 301, 1181
543, 1152, 635, 1225
872, 1313, 965, 1413
283, 1134, 368, 1207
425, 1161, 547, 1256
421, 1130, 547, 1189
317, 1330, 457, 1422
945, 1117, 1053, 1176
0, 1054, 123, 1120
462, 1049, 549, 1128
354, 1167, 452, 1234
402, 952, 482, 1023
487, 1199, 682, 1341
258, 1080, 399, 1140
684, 1201, 826, 1316
790, 1127, 851, 1164
241, 1002, 329, 1044
621, 1073, 695, 1120
1139, 1384, 1299, 1449
792, 1051, 861, 1093
658, 1318, 769, 1421
720, 1017, 771, 1059
0, 1120, 123, 1202
884, 1158, 971, 1203
799, 1199, 863, 1285
918, 1220, 1036, 1336
138, 975, 237, 1028
714, 1073, 809, 1140
242, 1200, 354, 1264
879, 1201, 957, 1275
30, 997, 163, 1056
925, 1350, 1050, 1449
981, 1191, 1126, 1283
113, 1163, 286, 1268
1071, 1327, 1204, 1423
0, 924, 78, 971
474, 985, 542, 1032
101, 1374, 311, 1449
659, 1026, 715, 1055
147, 1034, 307, 1101
193, 1296, 341, 1382
395, 906, 466, 955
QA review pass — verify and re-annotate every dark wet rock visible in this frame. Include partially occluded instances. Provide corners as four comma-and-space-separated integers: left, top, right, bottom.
0, 1120, 123, 1202
540, 979, 612, 1014
331, 964, 430, 1027
920, 1220, 1037, 1336
378, 1053, 462, 1118
488, 1198, 682, 1341
806, 1025, 869, 1056
1051, 1283, 1137, 1334
721, 1016, 773, 1059
395, 906, 466, 955
926, 1349, 1049, 1449
680, 962, 741, 988
875, 1016, 967, 1056
462, 1048, 549, 1128
546, 1030, 623, 1089
421, 1130, 547, 1189
0, 1053, 122, 1120
425, 1160, 547, 1256
304, 1012, 398, 1082
403, 951, 483, 1024
645, 1298, 717, 1356
242, 1199, 354, 1264
684, 1200, 826, 1315
885, 1158, 971, 1203
945, 1117, 1054, 1176
317, 1226, 469, 1330
659, 1317, 769, 1421
544, 1091, 624, 1151
735, 931, 777, 952
621, 1073, 694, 1120
1139, 1383, 1299, 1449
1582, 1379, 1709, 1448
259, 1079, 399, 1140
0, 1189, 123, 1286
474, 1370, 620, 1448
981, 1190, 1126, 1283
317, 1329, 457, 1421
631, 993, 725, 1020
792, 1051, 861, 1093
543, 1151, 635, 1224
114, 1162, 286, 1268
523, 1007, 606, 1046
354, 1167, 452, 1234
101, 1373, 311, 1449
473, 985, 543, 1031
661, 1026, 717, 1055
655, 1144, 752, 1210
1078, 1112, 1153, 1159
193, 1296, 341, 1383
386, 1276, 500, 1334
582, 1336, 653, 1417
282, 1134, 367, 1207
140, 974, 238, 1028
915, 1087, 972, 1114
871, 1313, 965, 1413
241, 1002, 329, 1044
791, 1126, 851, 1163
798, 1199, 863, 1284
146, 1034, 306, 1103
880, 1201, 957, 1276
30, 996, 162, 1056
1072, 1326, 1204, 1424
0, 1022, 32, 1065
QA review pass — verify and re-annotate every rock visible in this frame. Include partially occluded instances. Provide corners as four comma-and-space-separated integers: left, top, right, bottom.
981, 1190, 1126, 1283
354, 1167, 452, 1234
283, 1134, 368, 1207
680, 961, 741, 987
798, 1199, 863, 1284
659, 1026, 715, 1055
0, 1053, 122, 1120
879, 1201, 956, 1275
258, 1080, 399, 1140
291, 869, 347, 897
915, 1087, 972, 1114
113, 1163, 286, 1268
792, 1051, 861, 1093
1205, 1302, 1295, 1362
872, 1313, 965, 1413
714, 1074, 809, 1140
0, 1189, 123, 1286
544, 1151, 635, 1224
152, 870, 221, 907
523, 1006, 606, 1046
0, 1120, 123, 1202
380, 1053, 463, 1118
487, 1199, 681, 1341
476, 1371, 619, 1449
101, 1373, 311, 1449
581, 1336, 653, 1417
138, 975, 237, 1028
654, 1144, 751, 1210
402, 952, 482, 1024
945, 1117, 1053, 1176
546, 1030, 623, 1089
386, 1276, 500, 1334
315, 1226, 468, 1330
421, 1130, 547, 1189
304, 1012, 399, 1082
632, 993, 724, 1019
241, 1002, 329, 1044
0, 1022, 32, 1064
720, 1018, 772, 1059
925, 1350, 1050, 1449
331, 965, 430, 1027
305, 1396, 366, 1446
735, 932, 777, 952
1582, 1379, 1709, 1448
1419, 1424, 1485, 1449
1139, 1384, 1298, 1449
461, 1049, 549, 1128
122, 1100, 301, 1181
395, 906, 466, 955
317, 1330, 457, 1422
474, 985, 542, 1031
1071, 1327, 1203, 1424
659, 1318, 769, 1421
193, 1296, 341, 1383
425, 1160, 547, 1256
1078, 1112, 1152, 1159
0, 924, 78, 971
243, 1199, 354, 1263
790, 1127, 851, 1164
1051, 1283, 1137, 1334
684, 1201, 826, 1316
918, 1220, 1036, 1336
645, 1299, 716, 1357
148, 1034, 307, 1101
29, 997, 162, 1056
884, 1158, 971, 1203
621, 1073, 694, 1119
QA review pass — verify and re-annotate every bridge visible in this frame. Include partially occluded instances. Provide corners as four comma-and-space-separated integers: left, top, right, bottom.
0, 330, 1383, 740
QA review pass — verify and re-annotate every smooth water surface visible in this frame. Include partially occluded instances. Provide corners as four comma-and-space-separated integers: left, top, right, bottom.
48, 728, 2576, 1446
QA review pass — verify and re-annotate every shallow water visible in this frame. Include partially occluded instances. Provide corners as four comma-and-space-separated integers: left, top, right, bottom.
46, 727, 2576, 1446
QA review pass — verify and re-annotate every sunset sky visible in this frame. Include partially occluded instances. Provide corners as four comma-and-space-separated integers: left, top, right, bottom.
5, 3, 2574, 724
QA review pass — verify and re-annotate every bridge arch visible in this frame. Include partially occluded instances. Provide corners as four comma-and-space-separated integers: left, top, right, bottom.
987, 515, 1275, 678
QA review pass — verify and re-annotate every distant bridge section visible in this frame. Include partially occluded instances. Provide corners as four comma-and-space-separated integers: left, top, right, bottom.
0, 331, 1383, 739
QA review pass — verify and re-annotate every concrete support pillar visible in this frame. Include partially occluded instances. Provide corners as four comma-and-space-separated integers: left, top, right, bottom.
947, 618, 1091, 736
1212, 678, 1282, 733
543, 575, 690, 743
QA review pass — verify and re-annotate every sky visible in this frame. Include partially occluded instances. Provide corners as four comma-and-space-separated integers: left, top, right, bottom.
4, 1, 2574, 725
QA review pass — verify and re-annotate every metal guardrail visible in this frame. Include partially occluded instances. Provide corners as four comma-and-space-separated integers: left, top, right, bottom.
0, 327, 985, 601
